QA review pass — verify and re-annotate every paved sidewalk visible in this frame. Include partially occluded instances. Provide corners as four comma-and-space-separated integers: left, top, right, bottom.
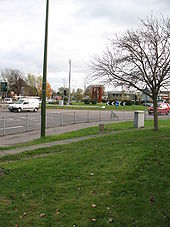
0, 133, 106, 157
0, 121, 114, 147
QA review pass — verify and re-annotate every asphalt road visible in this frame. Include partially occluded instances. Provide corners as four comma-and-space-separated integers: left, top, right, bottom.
0, 107, 169, 136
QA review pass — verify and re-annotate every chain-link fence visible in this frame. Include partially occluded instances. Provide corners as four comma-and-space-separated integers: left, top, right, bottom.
0, 110, 169, 136
0, 110, 119, 136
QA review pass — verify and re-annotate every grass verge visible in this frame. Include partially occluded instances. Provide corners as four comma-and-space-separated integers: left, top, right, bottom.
46, 103, 145, 111
0, 121, 169, 226
0, 119, 170, 151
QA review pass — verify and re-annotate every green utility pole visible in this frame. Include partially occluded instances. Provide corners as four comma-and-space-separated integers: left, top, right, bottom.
41, 0, 49, 138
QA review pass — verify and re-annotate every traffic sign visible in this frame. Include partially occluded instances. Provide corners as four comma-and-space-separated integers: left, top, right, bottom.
1, 82, 8, 92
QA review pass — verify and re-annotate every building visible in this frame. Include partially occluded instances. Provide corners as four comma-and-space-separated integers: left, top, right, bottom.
107, 90, 142, 101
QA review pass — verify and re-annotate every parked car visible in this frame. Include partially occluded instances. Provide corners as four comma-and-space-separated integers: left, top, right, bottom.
8, 98, 39, 112
3, 98, 13, 104
142, 102, 152, 107
148, 103, 169, 115
46, 99, 57, 104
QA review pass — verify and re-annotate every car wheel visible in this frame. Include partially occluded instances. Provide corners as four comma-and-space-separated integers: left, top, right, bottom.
149, 112, 151, 115
166, 112, 168, 115
34, 108, 38, 112
17, 108, 22, 113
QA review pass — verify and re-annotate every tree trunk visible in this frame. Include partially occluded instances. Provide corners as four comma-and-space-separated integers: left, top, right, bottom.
153, 96, 159, 131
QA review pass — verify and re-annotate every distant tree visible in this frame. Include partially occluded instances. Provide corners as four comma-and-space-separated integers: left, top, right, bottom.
36, 75, 53, 98
24, 84, 38, 96
84, 85, 93, 99
26, 73, 37, 88
0, 68, 25, 95
74, 88, 84, 101
36, 75, 43, 97
46, 82, 53, 98
89, 16, 170, 131
57, 87, 69, 97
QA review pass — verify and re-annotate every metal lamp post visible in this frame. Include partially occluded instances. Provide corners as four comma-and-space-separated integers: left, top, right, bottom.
41, 0, 49, 138
68, 59, 71, 104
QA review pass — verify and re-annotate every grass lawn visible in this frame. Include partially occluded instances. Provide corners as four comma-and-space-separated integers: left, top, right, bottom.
0, 121, 169, 226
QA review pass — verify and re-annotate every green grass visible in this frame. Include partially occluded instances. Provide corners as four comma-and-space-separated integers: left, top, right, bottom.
46, 103, 145, 111
1, 119, 170, 151
0, 122, 169, 226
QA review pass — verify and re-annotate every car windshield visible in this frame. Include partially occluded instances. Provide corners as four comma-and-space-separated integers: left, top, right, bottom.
150, 104, 161, 108
15, 99, 24, 104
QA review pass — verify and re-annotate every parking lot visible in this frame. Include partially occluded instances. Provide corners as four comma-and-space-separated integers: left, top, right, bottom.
0, 107, 169, 136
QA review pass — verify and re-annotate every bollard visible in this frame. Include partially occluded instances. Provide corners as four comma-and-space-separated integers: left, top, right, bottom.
99, 123, 104, 133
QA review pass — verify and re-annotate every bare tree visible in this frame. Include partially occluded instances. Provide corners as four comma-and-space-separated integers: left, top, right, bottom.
0, 68, 25, 95
89, 17, 170, 130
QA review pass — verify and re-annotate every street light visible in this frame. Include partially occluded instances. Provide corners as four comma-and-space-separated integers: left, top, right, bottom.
41, 0, 49, 138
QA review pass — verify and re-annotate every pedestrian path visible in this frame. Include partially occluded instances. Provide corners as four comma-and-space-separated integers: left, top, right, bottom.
0, 121, 113, 147
0, 133, 106, 157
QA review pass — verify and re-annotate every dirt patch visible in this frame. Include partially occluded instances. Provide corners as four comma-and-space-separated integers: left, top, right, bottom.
0, 196, 11, 206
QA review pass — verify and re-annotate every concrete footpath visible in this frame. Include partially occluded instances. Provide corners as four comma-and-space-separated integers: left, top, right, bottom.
0, 133, 106, 157
0, 121, 114, 147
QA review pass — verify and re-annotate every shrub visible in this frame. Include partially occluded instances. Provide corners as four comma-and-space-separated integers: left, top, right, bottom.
124, 100, 133, 105
84, 99, 90, 104
91, 100, 97, 104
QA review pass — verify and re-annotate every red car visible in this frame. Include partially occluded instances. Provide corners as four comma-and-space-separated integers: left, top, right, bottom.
148, 103, 169, 115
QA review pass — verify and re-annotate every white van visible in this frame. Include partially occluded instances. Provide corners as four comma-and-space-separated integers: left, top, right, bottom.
8, 98, 39, 112
3, 98, 13, 104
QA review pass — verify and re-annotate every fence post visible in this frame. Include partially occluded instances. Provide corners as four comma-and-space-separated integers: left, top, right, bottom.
74, 111, 76, 124
46, 111, 48, 128
61, 112, 64, 126
3, 116, 5, 136
87, 110, 90, 123
99, 110, 102, 122
110, 111, 113, 120
26, 114, 29, 131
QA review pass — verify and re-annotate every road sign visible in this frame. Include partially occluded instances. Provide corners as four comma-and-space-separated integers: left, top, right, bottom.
1, 82, 8, 92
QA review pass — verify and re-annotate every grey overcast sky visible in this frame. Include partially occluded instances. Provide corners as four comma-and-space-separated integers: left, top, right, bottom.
0, 0, 169, 91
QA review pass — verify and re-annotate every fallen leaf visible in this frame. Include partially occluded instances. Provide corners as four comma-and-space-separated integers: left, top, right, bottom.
56, 209, 60, 215
108, 218, 114, 223
40, 213, 45, 218
91, 218, 96, 222
23, 212, 27, 216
